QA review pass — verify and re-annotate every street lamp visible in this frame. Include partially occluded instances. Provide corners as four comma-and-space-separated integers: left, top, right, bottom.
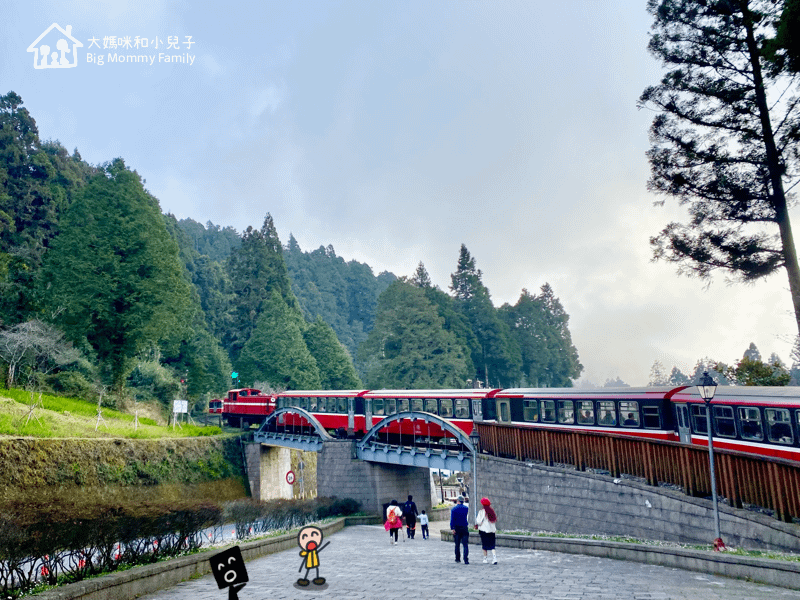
469, 429, 480, 524
697, 371, 723, 548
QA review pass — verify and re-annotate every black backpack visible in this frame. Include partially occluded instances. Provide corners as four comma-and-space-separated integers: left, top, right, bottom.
403, 500, 415, 516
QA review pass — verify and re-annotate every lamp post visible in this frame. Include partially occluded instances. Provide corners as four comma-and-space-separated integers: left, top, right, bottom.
469, 429, 480, 524
697, 371, 722, 547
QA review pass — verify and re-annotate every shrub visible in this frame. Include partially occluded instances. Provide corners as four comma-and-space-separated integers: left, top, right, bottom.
0, 497, 221, 598
46, 371, 95, 399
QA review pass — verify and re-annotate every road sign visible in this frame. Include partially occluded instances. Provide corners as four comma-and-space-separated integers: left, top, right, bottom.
286, 470, 296, 485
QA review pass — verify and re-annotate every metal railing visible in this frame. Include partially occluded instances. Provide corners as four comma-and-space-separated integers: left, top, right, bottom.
475, 422, 800, 523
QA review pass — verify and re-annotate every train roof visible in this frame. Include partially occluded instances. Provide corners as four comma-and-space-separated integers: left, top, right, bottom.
278, 390, 368, 396
363, 389, 498, 398
672, 386, 800, 402
495, 386, 685, 397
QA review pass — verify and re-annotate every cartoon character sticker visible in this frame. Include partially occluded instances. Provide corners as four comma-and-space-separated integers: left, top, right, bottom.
296, 525, 329, 587
210, 546, 248, 600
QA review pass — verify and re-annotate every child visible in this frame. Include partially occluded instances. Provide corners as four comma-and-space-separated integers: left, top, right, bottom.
419, 510, 429, 539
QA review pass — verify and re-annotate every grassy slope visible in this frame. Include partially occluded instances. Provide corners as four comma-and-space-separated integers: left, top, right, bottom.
0, 388, 220, 439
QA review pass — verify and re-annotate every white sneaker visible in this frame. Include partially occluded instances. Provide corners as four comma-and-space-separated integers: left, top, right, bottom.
492, 558, 498, 564
482, 557, 488, 563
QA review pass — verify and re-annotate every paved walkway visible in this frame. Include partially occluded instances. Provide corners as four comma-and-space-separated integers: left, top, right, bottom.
139, 522, 800, 599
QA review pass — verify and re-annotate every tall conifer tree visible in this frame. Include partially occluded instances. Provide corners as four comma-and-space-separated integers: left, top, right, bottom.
43, 159, 192, 389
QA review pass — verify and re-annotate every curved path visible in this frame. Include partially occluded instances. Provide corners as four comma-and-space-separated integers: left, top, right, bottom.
138, 522, 800, 599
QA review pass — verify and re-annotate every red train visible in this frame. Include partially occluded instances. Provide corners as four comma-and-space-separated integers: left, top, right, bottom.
211, 385, 800, 462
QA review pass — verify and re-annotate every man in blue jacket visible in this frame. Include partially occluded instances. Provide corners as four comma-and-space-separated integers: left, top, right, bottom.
450, 496, 470, 564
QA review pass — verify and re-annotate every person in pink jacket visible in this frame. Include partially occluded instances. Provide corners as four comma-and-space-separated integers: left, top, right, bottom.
385, 500, 404, 545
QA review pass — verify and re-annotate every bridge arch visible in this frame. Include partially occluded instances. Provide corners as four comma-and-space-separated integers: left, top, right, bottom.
357, 411, 476, 471
254, 407, 333, 451
360, 411, 475, 451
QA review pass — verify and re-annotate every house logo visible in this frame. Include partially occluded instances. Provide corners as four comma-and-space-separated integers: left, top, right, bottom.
27, 23, 83, 69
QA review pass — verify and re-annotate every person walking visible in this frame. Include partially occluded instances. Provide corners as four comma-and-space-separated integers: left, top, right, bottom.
475, 497, 498, 564
403, 495, 418, 539
419, 510, 429, 539
385, 500, 403, 545
450, 495, 470, 564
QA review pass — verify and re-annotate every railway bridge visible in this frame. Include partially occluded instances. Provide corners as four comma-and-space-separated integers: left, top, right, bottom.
244, 408, 800, 552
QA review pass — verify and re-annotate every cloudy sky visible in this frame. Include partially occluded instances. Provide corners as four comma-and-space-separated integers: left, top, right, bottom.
2, 1, 797, 386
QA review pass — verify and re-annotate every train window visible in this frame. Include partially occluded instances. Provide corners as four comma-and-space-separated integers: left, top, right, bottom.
385, 399, 397, 416
440, 399, 454, 418
558, 400, 574, 424
643, 406, 661, 429
373, 398, 385, 415
690, 405, 707, 434
523, 400, 539, 422
455, 399, 470, 419
338, 398, 348, 413
328, 398, 338, 412
619, 401, 639, 427
598, 401, 616, 426
396, 399, 408, 412
424, 398, 438, 415
541, 400, 556, 423
411, 398, 424, 412
737, 407, 763, 441
766, 408, 793, 445
577, 401, 594, 425
713, 405, 736, 438
309, 397, 319, 412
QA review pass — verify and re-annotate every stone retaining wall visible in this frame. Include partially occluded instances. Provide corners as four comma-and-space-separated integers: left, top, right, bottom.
477, 454, 800, 552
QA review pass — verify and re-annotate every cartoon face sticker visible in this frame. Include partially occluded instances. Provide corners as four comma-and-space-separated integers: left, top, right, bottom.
297, 526, 324, 551
210, 546, 248, 590
296, 525, 329, 588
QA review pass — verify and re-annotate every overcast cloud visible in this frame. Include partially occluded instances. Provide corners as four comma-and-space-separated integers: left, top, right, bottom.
3, 0, 798, 386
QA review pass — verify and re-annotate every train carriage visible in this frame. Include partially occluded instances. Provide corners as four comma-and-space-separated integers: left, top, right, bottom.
668, 386, 800, 462
484, 387, 684, 441
275, 390, 368, 436
211, 383, 800, 464
361, 388, 498, 441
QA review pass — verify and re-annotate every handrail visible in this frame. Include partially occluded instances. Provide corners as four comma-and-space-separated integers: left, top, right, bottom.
475, 422, 800, 523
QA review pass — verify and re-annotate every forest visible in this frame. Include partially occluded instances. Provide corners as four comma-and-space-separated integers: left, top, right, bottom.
0, 91, 583, 415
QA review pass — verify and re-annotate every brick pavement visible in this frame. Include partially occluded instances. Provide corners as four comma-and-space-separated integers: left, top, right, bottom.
138, 522, 800, 600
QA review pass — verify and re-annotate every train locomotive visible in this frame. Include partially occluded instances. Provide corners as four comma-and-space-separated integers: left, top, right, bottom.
211, 385, 800, 462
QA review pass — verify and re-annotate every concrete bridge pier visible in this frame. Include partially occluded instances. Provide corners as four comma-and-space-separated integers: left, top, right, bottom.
243, 442, 317, 502
317, 440, 433, 515
245, 439, 433, 514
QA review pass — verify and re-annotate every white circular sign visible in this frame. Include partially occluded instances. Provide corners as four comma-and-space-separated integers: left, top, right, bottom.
286, 470, 296, 485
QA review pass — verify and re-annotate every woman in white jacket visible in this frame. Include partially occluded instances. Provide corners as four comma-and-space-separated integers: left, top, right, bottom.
475, 497, 498, 564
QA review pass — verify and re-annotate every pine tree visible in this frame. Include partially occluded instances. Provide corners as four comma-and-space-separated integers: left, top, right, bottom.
43, 159, 193, 390
449, 245, 521, 387
639, 0, 800, 338
303, 317, 361, 389
648, 360, 669, 386
410, 262, 432, 288
237, 290, 322, 389
225, 214, 297, 361
359, 280, 470, 389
